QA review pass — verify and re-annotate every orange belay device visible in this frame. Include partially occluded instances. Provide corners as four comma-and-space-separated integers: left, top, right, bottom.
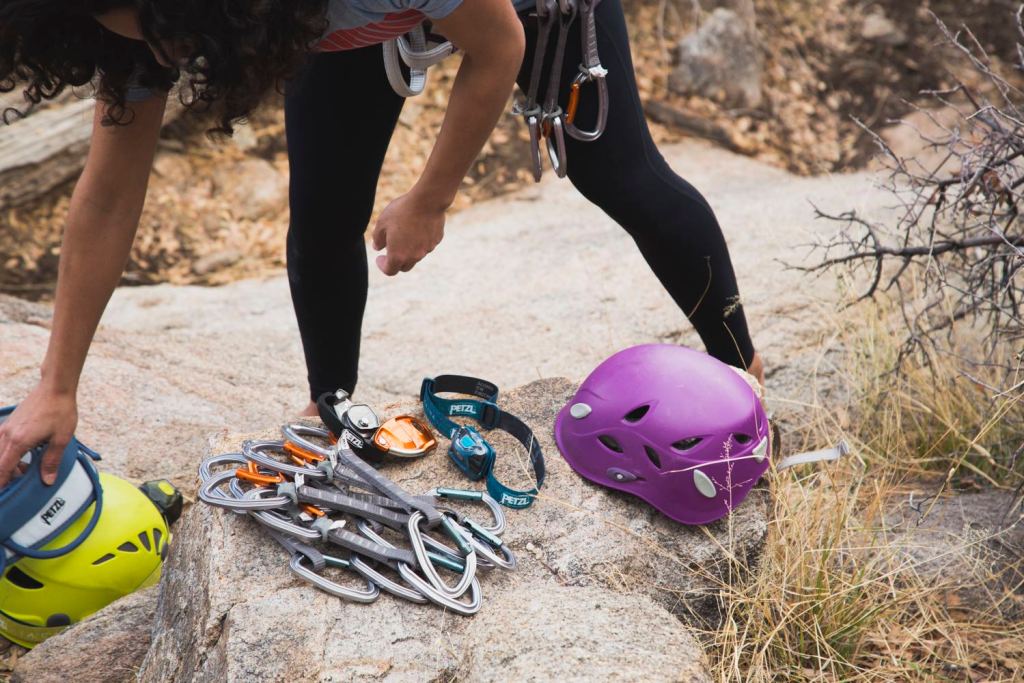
316, 389, 437, 462
373, 416, 436, 459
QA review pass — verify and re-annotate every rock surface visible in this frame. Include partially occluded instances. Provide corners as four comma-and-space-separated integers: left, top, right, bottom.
135, 378, 762, 681
1, 139, 894, 498
670, 9, 763, 109
879, 490, 1024, 620
211, 158, 287, 221
457, 585, 712, 682
12, 586, 158, 683
2, 139, 895, 680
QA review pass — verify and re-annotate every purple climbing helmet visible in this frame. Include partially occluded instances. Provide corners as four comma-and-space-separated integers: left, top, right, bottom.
554, 344, 771, 525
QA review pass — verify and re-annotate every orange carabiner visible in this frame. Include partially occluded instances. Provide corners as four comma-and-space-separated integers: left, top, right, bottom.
299, 503, 325, 518
566, 81, 581, 125
283, 440, 325, 464
235, 461, 286, 486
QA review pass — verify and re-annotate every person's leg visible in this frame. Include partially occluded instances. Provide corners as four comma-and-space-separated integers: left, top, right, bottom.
285, 45, 405, 403
515, 0, 759, 377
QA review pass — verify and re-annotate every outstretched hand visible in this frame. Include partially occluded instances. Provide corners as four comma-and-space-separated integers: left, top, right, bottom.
372, 190, 447, 276
0, 385, 77, 489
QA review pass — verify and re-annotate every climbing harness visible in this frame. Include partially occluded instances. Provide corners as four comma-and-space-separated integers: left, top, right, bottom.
197, 422, 518, 614
420, 375, 546, 510
382, 24, 458, 98
382, 0, 608, 180
554, 345, 848, 525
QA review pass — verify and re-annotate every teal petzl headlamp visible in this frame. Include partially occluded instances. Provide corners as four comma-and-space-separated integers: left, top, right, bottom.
420, 375, 545, 509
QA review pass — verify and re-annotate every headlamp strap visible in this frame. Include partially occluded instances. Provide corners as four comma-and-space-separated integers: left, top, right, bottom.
420, 376, 545, 509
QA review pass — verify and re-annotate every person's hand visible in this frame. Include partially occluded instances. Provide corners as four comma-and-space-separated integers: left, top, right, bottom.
371, 190, 447, 276
0, 385, 78, 488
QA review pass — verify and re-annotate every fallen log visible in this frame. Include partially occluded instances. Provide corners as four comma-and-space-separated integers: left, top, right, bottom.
0, 89, 182, 209
644, 99, 744, 154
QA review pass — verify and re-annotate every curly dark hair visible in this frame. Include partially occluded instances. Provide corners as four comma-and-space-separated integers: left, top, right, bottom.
1, 0, 329, 133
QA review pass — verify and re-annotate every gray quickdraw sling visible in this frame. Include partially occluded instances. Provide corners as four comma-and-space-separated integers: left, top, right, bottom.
0, 405, 104, 578
513, 0, 608, 180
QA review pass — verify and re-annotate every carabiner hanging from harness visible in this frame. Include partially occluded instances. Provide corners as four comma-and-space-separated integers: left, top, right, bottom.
539, 0, 576, 179
564, 0, 608, 141
512, 0, 558, 182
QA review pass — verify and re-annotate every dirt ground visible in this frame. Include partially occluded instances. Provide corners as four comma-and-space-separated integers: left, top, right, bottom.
0, 0, 1019, 297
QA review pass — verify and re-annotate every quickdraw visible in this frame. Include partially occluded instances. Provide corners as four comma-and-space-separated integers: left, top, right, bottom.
197, 422, 517, 614
420, 375, 546, 510
513, 0, 608, 181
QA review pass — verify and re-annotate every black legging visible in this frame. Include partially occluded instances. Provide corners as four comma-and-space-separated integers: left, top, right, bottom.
284, 0, 755, 401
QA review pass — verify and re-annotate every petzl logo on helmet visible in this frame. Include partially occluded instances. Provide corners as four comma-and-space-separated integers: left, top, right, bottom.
449, 404, 476, 415
40, 498, 67, 526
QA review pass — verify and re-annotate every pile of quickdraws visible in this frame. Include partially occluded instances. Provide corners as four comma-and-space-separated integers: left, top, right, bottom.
197, 422, 516, 616
382, 0, 607, 180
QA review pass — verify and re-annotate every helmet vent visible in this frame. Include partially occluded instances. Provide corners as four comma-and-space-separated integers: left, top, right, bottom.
733, 433, 753, 445
153, 528, 164, 553
672, 437, 703, 451
5, 566, 43, 589
118, 541, 139, 553
46, 614, 71, 628
623, 405, 650, 423
644, 446, 662, 469
138, 532, 151, 552
92, 553, 116, 566
597, 435, 623, 453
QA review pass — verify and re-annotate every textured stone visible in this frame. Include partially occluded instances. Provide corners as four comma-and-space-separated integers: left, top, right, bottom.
669, 9, 763, 109
12, 586, 158, 683
2, 139, 900, 679
211, 158, 286, 220
459, 584, 712, 682
861, 11, 907, 47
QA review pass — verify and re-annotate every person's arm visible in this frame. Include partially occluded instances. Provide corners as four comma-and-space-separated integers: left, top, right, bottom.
371, 0, 525, 275
0, 92, 167, 487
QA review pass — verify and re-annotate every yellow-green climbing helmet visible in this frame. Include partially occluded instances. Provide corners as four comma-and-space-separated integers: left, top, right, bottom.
0, 473, 168, 648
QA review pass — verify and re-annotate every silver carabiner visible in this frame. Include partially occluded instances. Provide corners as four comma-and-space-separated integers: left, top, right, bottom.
396, 563, 482, 616
429, 487, 506, 535
281, 423, 335, 460
407, 511, 477, 599
348, 555, 429, 604
544, 114, 568, 178
198, 452, 248, 482
243, 439, 327, 481
198, 470, 292, 512
526, 112, 544, 182
289, 554, 380, 603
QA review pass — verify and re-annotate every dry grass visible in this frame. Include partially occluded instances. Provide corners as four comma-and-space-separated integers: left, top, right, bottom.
696, 297, 1024, 681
